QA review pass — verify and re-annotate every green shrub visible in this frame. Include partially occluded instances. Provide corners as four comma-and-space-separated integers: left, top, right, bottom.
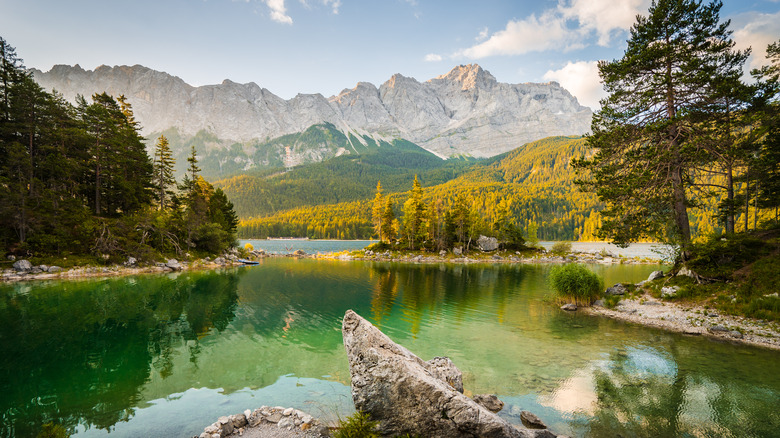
366, 241, 392, 252
549, 263, 604, 305
333, 411, 379, 438
603, 294, 621, 309
550, 241, 572, 256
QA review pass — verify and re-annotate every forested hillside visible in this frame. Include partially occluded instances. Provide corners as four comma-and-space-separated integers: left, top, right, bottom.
237, 136, 606, 241
215, 136, 473, 218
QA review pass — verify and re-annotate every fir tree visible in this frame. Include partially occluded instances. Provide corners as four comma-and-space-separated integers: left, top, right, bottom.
372, 181, 384, 241
574, 0, 748, 259
153, 135, 176, 210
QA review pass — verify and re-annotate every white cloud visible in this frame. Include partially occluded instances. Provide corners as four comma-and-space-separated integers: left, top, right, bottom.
263, 0, 293, 24
732, 11, 780, 72
424, 53, 443, 62
459, 11, 577, 58
543, 60, 605, 109
476, 27, 489, 42
321, 0, 340, 14
457, 0, 648, 58
559, 0, 650, 46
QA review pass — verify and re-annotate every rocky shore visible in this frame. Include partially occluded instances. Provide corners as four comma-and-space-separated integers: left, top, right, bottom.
585, 294, 780, 350
1, 244, 660, 284
570, 270, 780, 351
319, 247, 660, 265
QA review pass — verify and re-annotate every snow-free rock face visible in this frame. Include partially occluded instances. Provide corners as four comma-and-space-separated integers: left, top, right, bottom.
31, 64, 591, 159
342, 309, 544, 437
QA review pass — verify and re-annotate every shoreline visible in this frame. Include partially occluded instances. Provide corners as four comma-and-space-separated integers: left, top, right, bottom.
584, 293, 780, 351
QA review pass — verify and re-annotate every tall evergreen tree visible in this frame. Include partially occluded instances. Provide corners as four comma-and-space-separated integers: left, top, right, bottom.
574, 0, 747, 259
153, 135, 176, 210
371, 181, 385, 241
402, 175, 427, 250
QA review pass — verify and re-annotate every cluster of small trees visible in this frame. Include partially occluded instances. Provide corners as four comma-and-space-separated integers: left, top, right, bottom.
371, 177, 526, 251
0, 37, 237, 259
575, 0, 780, 260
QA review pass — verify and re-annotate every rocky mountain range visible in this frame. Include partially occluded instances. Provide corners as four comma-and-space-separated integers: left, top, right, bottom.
31, 63, 592, 162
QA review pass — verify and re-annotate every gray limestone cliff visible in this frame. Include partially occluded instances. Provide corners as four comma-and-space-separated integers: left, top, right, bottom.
31, 63, 591, 159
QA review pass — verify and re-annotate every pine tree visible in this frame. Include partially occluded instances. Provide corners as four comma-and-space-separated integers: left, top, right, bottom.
380, 198, 396, 243
153, 135, 176, 210
372, 181, 384, 241
402, 175, 427, 250
574, 0, 747, 258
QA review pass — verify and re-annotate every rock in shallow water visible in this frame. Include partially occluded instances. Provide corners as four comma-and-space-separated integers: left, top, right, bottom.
473, 394, 505, 413
342, 309, 542, 437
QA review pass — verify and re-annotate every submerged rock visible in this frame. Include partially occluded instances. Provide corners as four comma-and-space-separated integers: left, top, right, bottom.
342, 309, 541, 437
520, 411, 547, 429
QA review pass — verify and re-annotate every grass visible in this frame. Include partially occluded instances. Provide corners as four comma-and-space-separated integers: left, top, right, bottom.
549, 263, 604, 305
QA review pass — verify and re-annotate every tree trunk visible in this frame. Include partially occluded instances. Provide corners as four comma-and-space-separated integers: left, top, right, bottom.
672, 162, 691, 258
725, 165, 734, 234
744, 169, 750, 232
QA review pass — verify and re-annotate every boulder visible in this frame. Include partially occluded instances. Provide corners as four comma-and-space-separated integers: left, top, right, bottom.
520, 411, 547, 429
472, 394, 504, 413
647, 270, 664, 281
605, 283, 626, 296
677, 266, 696, 278
477, 235, 499, 252
453, 247, 463, 256
12, 259, 32, 272
709, 325, 728, 333
661, 286, 678, 298
165, 259, 182, 271
560, 303, 577, 311
125, 256, 137, 267
294, 249, 306, 256
47, 266, 62, 273
439, 250, 447, 257
342, 310, 538, 437
7, 255, 16, 261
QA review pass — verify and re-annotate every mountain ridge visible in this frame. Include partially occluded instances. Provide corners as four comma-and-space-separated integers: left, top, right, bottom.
31, 63, 592, 160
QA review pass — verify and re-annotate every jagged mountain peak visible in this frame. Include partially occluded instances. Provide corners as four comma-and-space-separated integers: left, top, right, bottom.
431, 63, 496, 90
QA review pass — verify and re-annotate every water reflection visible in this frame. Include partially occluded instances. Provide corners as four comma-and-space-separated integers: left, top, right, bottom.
0, 270, 241, 438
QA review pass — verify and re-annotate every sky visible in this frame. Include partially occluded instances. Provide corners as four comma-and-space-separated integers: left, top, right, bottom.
1, 0, 779, 109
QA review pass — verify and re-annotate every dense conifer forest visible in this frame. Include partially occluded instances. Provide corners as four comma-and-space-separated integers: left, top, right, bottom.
0, 38, 238, 262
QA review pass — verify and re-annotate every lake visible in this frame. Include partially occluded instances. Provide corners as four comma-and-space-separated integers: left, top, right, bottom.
1, 258, 778, 437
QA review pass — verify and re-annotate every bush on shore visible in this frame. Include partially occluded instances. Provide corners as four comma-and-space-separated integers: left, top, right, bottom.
549, 263, 604, 305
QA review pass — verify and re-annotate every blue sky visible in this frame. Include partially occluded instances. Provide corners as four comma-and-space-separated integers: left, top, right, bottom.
2, 0, 779, 108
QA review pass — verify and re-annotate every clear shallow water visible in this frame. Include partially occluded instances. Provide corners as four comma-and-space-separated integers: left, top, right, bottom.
1, 260, 779, 438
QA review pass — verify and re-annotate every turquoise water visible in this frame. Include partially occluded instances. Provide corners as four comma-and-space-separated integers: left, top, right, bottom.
1, 259, 778, 438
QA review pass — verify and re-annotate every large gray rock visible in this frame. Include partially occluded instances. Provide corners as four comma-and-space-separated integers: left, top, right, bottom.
165, 259, 182, 271
342, 310, 538, 437
12, 260, 32, 272
477, 235, 499, 252
647, 270, 664, 281
605, 283, 627, 296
